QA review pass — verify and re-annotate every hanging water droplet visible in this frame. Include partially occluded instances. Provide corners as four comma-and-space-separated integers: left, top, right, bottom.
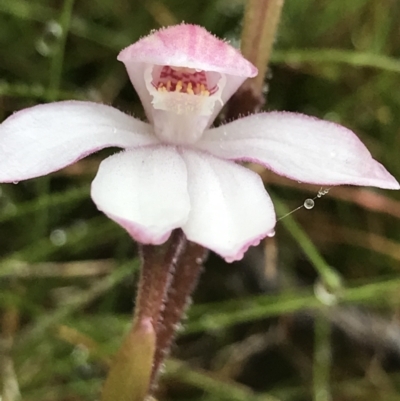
267, 230, 275, 237
12, 181, 19, 185
317, 188, 330, 198
303, 198, 315, 209
35, 21, 63, 57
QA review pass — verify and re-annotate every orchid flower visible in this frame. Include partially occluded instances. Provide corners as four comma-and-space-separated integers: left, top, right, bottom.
0, 24, 398, 262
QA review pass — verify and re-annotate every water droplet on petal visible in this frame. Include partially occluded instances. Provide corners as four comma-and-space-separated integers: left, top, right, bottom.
12, 181, 19, 185
195, 257, 203, 264
303, 198, 315, 209
267, 230, 275, 237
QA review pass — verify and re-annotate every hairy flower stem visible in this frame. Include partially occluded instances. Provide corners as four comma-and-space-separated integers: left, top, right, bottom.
135, 230, 207, 394
151, 242, 207, 386
135, 230, 187, 328
226, 0, 285, 119
103, 235, 190, 401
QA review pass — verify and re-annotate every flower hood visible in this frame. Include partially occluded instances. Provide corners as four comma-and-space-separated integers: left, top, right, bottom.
118, 24, 257, 144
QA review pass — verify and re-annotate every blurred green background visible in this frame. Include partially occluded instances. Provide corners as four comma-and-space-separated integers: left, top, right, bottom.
1, 0, 400, 400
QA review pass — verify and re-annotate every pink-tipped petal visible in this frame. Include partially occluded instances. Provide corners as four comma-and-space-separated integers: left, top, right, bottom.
91, 146, 190, 245
0, 101, 158, 182
180, 149, 275, 262
197, 112, 399, 190
118, 24, 257, 77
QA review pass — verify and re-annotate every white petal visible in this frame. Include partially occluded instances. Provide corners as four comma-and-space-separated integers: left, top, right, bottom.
0, 101, 158, 182
120, 63, 156, 126
197, 112, 399, 190
91, 146, 190, 245
180, 149, 275, 262
207, 75, 246, 130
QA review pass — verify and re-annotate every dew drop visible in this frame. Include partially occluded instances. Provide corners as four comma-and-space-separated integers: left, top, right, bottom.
50, 228, 67, 246
314, 280, 338, 306
303, 198, 315, 209
267, 230, 275, 237
195, 257, 203, 264
12, 181, 19, 185
35, 21, 63, 57
317, 188, 330, 198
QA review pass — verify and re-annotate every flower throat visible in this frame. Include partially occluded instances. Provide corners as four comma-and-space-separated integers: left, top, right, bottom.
154, 66, 216, 96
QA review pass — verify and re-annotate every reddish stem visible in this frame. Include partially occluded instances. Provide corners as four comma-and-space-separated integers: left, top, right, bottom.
151, 242, 208, 386
135, 231, 208, 393
135, 230, 186, 331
